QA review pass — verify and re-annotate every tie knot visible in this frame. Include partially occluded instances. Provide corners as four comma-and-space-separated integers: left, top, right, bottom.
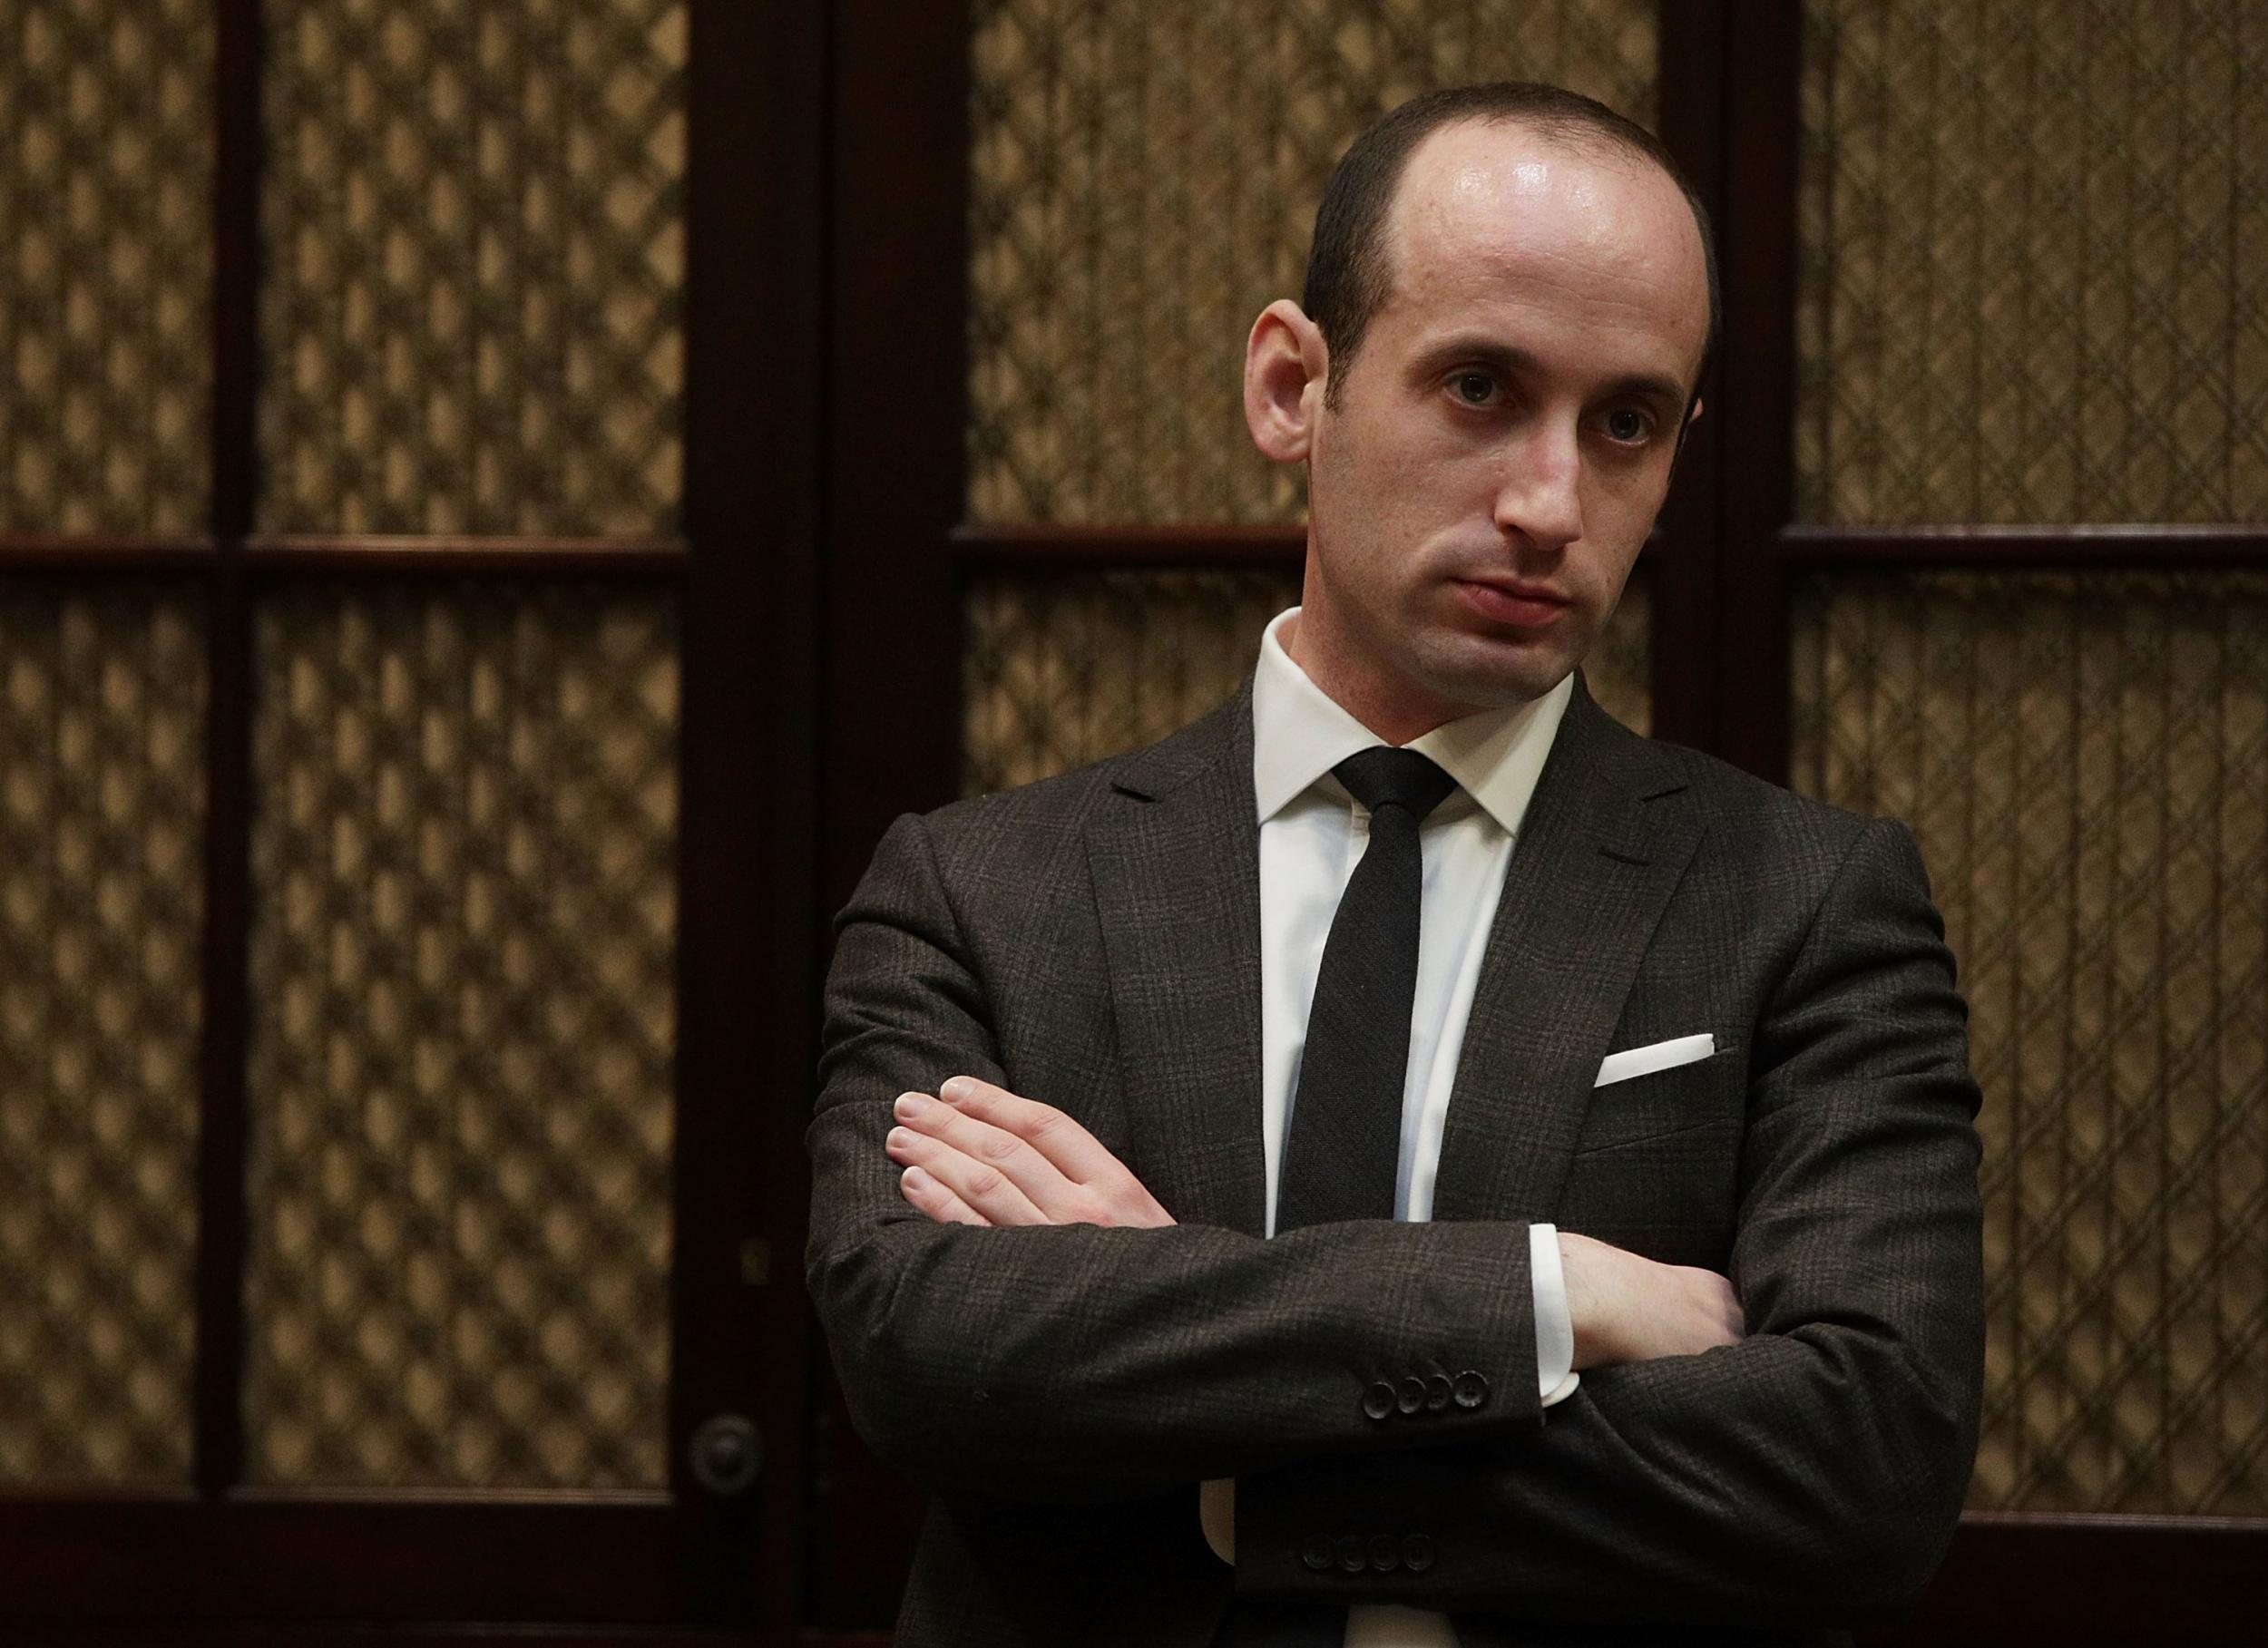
1332, 746, 1457, 824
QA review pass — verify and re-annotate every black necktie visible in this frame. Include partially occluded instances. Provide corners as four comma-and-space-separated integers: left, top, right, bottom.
1274, 746, 1458, 1234
1218, 750, 1457, 1648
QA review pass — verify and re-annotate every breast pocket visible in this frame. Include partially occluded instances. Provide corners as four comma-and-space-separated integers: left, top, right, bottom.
1557, 1045, 1743, 1267
1575, 1048, 1734, 1154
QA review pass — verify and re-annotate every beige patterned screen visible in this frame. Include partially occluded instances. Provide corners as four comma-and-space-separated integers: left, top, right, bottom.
257, 0, 687, 536
964, 567, 1651, 794
0, 588, 204, 1485
0, 0, 212, 534
967, 0, 1658, 526
241, 587, 679, 1489
1794, 0, 2268, 524
7, 0, 695, 1507
1792, 571, 2267, 1516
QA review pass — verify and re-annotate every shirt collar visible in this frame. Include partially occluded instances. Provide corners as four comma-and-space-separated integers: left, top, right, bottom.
1251, 606, 1574, 838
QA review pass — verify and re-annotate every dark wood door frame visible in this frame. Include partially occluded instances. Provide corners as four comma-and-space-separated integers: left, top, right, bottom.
681, 0, 827, 1637
0, 0, 828, 1634
805, 0, 977, 1629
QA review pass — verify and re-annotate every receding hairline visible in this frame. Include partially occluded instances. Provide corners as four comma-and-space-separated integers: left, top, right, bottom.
1370, 112, 1710, 344
1302, 92, 1722, 405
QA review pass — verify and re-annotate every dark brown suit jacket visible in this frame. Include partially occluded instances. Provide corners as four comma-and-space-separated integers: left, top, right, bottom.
807, 677, 1984, 1646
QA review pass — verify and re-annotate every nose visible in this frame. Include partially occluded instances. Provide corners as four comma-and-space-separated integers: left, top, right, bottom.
1491, 420, 1584, 553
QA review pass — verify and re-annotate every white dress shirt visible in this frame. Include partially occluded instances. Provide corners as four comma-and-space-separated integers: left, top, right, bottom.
1240, 608, 1577, 1648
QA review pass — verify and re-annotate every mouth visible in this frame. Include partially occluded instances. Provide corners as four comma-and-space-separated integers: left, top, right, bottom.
1452, 578, 1571, 629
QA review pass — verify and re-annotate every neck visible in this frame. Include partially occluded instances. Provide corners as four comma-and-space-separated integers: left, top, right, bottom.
1281, 609, 1481, 746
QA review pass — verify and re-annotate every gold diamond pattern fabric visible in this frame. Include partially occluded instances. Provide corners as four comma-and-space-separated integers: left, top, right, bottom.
0, 587, 203, 1485
967, 0, 1658, 525
1791, 571, 2268, 1514
964, 570, 1298, 794
963, 569, 1648, 794
1794, 0, 2268, 523
0, 0, 212, 533
257, 0, 687, 535
242, 588, 678, 1488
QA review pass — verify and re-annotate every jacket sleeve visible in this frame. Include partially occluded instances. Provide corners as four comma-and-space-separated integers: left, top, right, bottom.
1233, 818, 1986, 1627
807, 810, 1549, 1502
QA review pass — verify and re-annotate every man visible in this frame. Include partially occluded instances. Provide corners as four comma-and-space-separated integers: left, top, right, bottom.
808, 83, 1983, 1647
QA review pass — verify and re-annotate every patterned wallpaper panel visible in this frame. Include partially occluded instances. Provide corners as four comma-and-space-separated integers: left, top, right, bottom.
966, 0, 1658, 525
257, 0, 687, 535
0, 587, 204, 1485
964, 567, 1649, 794
241, 587, 678, 1487
0, 0, 212, 533
1795, 0, 2268, 523
1792, 571, 2267, 1514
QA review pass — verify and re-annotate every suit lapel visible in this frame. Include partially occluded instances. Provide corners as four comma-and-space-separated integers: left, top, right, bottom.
1430, 683, 1704, 1223
1086, 688, 1269, 1235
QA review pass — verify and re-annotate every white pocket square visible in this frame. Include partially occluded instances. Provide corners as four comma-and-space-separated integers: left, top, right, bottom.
1594, 1033, 1716, 1088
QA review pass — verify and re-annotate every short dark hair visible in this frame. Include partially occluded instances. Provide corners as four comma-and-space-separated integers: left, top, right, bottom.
1301, 83, 1720, 405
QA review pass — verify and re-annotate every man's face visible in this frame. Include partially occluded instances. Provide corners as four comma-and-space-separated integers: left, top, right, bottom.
1296, 121, 1710, 727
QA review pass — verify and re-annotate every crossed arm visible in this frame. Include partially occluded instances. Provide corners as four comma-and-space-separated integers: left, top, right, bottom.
885, 1077, 1745, 1372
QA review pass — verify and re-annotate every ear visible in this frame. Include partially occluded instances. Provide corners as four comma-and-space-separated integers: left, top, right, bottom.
1668, 394, 1704, 467
1244, 298, 1330, 464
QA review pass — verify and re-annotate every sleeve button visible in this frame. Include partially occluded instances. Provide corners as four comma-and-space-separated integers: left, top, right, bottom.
1424, 1372, 1453, 1412
1336, 1534, 1367, 1574
1395, 1375, 1427, 1415
1451, 1370, 1491, 1409
1302, 1535, 1334, 1573
1361, 1380, 1397, 1421
1402, 1532, 1436, 1573
1367, 1533, 1402, 1573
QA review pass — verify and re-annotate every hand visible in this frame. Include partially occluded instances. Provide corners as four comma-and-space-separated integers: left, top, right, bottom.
886, 1076, 1176, 1230
1559, 1230, 1744, 1369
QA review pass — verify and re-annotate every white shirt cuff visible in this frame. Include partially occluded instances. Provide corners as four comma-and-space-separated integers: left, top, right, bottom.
1530, 1222, 1578, 1408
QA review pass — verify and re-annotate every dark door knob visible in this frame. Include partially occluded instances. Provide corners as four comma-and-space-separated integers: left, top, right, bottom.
689, 1412, 762, 1496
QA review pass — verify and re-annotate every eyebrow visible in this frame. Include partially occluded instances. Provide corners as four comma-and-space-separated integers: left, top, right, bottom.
1418, 336, 1689, 407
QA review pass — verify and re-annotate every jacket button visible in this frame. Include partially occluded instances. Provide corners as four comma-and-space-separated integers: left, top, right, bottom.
1362, 1381, 1396, 1421
1336, 1534, 1367, 1574
1367, 1533, 1401, 1573
1452, 1370, 1491, 1409
1402, 1532, 1435, 1573
1302, 1535, 1334, 1573
1424, 1372, 1453, 1412
1395, 1375, 1427, 1415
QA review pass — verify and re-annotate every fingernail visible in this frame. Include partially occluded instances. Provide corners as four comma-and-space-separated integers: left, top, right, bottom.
894, 1093, 928, 1119
901, 1165, 929, 1189
886, 1126, 913, 1152
940, 1078, 973, 1103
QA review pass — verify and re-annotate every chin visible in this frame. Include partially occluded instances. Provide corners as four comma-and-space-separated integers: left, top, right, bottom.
1408, 635, 1578, 711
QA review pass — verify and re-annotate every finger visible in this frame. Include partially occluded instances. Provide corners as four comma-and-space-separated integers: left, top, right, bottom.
886, 1124, 1050, 1225
936, 1076, 1124, 1185
894, 1089, 1076, 1210
897, 1163, 990, 1227
936, 1078, 1176, 1228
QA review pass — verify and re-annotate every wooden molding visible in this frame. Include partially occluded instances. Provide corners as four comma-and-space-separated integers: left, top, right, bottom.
241, 534, 689, 576
953, 521, 1305, 567
1776, 522, 2268, 567
0, 534, 214, 570
1873, 1511, 2268, 1646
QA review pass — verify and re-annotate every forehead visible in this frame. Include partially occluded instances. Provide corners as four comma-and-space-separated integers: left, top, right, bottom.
1375, 118, 1709, 377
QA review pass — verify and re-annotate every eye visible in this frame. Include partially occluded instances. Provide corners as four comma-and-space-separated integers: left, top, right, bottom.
1600, 405, 1654, 444
1449, 371, 1500, 406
